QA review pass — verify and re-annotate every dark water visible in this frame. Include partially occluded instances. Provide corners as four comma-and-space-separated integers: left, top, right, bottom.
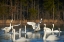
0, 25, 64, 42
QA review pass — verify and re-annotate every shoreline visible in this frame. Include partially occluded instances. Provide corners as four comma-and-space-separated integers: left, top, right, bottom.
0, 19, 64, 25
0, 19, 64, 31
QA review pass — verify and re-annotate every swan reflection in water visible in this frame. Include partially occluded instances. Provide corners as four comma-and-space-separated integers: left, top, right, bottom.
26, 32, 41, 39
0, 32, 64, 42
0, 28, 64, 42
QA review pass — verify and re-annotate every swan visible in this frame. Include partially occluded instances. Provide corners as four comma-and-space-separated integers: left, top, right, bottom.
43, 29, 59, 41
52, 24, 62, 33
2, 19, 13, 33
43, 24, 51, 33
27, 18, 42, 31
2, 19, 20, 33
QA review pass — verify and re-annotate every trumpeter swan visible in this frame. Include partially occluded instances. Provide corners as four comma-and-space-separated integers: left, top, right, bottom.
43, 29, 59, 41
52, 24, 62, 33
43, 24, 51, 33
2, 19, 20, 33
27, 18, 42, 31
2, 19, 13, 33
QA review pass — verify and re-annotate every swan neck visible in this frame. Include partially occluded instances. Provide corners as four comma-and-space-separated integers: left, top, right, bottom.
53, 24, 54, 28
43, 30, 46, 40
44, 24, 46, 27
38, 24, 40, 27
25, 25, 26, 33
10, 23, 11, 27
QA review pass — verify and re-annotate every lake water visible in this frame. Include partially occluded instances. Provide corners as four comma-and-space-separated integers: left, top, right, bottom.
0, 27, 64, 42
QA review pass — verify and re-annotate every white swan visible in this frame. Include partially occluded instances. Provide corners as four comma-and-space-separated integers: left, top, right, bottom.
52, 24, 62, 33
43, 29, 59, 41
27, 18, 42, 31
2, 19, 13, 33
2, 19, 20, 33
43, 24, 51, 33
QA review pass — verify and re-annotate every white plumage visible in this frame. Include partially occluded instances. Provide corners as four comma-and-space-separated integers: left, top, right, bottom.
2, 19, 13, 33
52, 24, 62, 33
43, 24, 51, 33
27, 18, 42, 31
2, 19, 20, 33
43, 29, 59, 41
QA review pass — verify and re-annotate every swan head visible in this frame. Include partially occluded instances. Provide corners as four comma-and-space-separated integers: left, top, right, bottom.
44, 24, 46, 27
41, 18, 42, 21
11, 19, 13, 23
40, 22, 41, 23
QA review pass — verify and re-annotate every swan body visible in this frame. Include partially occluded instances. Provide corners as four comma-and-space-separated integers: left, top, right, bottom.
43, 29, 59, 41
2, 20, 13, 33
44, 27, 51, 32
2, 20, 20, 33
43, 24, 51, 33
27, 18, 42, 31
2, 24, 20, 33
2, 27, 12, 33
53, 30, 62, 33
44, 24, 62, 33
52, 24, 62, 33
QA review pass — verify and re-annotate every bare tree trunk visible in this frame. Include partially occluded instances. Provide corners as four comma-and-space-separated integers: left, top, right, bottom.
63, 11, 64, 20
27, 5, 28, 20
38, 0, 39, 20
53, 0, 54, 23
20, 1, 22, 24
10, 0, 13, 20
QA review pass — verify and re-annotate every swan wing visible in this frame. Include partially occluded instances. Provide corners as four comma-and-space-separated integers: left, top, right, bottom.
13, 24, 20, 26
2, 27, 9, 30
53, 30, 62, 33
2, 27, 11, 32
27, 22, 36, 25
27, 22, 36, 29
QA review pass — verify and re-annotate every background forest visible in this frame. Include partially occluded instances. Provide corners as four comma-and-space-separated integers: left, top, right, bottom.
0, 0, 64, 25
